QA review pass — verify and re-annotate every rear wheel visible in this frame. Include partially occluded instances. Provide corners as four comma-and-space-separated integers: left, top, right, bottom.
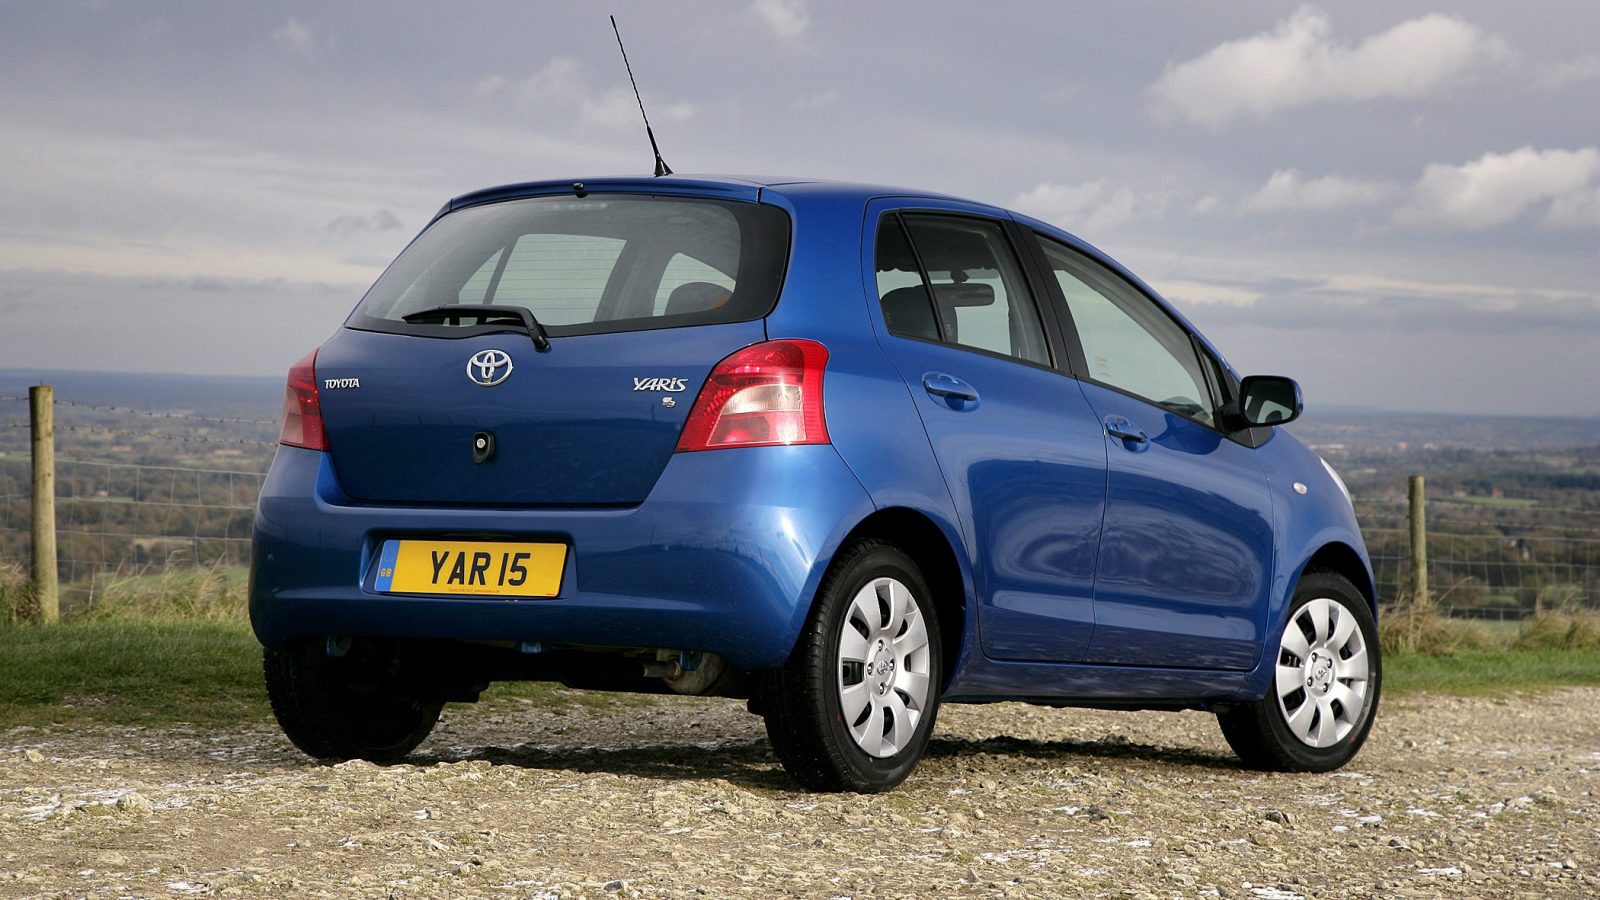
1218, 572, 1380, 772
762, 539, 942, 792
264, 638, 443, 763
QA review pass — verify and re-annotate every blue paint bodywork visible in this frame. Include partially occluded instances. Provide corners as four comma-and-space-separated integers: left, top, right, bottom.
250, 174, 1374, 710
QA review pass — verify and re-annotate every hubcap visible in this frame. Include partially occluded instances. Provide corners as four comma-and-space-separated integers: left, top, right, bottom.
1275, 596, 1371, 749
836, 577, 933, 758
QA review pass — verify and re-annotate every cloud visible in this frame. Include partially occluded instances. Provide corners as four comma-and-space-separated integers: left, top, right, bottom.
1395, 146, 1600, 230
1242, 168, 1399, 212
475, 58, 694, 132
1537, 54, 1600, 90
272, 18, 317, 57
1010, 180, 1169, 232
752, 0, 809, 41
326, 209, 404, 236
793, 90, 839, 110
1157, 280, 1262, 308
1151, 6, 1512, 127
1174, 271, 1600, 336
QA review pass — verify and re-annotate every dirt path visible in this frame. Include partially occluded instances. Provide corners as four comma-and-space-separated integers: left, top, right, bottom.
2, 688, 1597, 898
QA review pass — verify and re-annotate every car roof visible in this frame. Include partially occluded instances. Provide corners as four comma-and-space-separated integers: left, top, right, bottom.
442, 174, 973, 215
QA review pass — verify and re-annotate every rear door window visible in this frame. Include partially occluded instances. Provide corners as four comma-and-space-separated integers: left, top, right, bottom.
874, 213, 1052, 366
350, 194, 790, 338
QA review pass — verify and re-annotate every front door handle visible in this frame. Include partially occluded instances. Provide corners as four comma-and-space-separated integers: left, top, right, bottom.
1104, 415, 1148, 445
923, 373, 979, 403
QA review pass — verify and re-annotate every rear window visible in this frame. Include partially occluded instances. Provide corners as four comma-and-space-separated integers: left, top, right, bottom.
348, 194, 790, 338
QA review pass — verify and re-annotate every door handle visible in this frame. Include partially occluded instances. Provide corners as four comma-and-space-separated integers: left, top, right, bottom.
1104, 415, 1148, 445
923, 373, 979, 403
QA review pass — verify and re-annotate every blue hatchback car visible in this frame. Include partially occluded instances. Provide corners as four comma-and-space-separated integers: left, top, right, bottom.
251, 175, 1379, 791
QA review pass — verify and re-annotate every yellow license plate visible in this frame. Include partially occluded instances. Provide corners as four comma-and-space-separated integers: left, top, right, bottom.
374, 540, 566, 598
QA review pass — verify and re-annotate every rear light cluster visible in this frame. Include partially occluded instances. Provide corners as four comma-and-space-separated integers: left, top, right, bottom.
279, 349, 328, 451
676, 340, 830, 452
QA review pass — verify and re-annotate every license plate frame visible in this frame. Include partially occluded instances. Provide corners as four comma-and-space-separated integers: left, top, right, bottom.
373, 539, 566, 598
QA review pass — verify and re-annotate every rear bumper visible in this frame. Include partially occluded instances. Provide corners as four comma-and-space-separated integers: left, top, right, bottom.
249, 445, 874, 670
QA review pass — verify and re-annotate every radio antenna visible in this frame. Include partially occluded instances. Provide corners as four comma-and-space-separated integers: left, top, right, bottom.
610, 15, 673, 177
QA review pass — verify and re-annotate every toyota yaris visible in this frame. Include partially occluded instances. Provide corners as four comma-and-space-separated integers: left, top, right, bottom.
250, 175, 1379, 791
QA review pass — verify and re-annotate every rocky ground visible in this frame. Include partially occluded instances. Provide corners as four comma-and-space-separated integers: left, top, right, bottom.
1, 687, 1597, 898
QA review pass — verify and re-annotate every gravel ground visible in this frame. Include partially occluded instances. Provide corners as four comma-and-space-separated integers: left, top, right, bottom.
1, 688, 1597, 898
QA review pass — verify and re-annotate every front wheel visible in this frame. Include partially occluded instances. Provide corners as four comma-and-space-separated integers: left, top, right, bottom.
762, 539, 942, 792
1218, 572, 1381, 772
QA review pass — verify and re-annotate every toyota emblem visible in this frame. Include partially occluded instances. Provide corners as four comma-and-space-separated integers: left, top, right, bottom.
467, 349, 514, 387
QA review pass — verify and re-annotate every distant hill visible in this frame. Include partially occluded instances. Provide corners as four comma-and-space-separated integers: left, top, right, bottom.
0, 369, 282, 420
1289, 410, 1600, 454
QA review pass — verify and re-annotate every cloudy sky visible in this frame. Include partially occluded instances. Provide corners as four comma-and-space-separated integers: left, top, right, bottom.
1, 1, 1596, 415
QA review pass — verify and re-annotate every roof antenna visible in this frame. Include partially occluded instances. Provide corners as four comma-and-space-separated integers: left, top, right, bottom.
610, 15, 673, 177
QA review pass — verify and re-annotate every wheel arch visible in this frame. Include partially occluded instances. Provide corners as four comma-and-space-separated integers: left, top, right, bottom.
838, 506, 971, 690
1298, 540, 1377, 615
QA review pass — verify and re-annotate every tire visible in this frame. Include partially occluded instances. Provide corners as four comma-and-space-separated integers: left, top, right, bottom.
761, 539, 943, 792
1218, 572, 1381, 772
264, 638, 443, 763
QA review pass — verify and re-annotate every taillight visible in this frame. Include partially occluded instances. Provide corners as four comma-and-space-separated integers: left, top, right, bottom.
676, 340, 830, 452
279, 349, 328, 451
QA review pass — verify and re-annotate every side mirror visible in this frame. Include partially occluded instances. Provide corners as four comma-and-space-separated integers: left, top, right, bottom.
1235, 375, 1303, 426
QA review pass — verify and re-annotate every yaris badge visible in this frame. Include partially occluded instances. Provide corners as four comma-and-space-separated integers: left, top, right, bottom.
467, 349, 514, 387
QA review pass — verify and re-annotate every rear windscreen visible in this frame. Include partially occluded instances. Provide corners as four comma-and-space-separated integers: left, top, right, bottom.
347, 194, 791, 338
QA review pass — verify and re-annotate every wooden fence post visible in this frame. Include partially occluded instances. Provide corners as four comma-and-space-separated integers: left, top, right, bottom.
1407, 474, 1428, 609
29, 385, 58, 624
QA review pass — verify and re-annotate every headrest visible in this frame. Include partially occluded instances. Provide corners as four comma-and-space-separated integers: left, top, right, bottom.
665, 281, 732, 316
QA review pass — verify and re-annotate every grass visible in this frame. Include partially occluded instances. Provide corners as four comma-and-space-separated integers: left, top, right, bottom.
1385, 649, 1600, 695
0, 619, 267, 727
1437, 495, 1540, 508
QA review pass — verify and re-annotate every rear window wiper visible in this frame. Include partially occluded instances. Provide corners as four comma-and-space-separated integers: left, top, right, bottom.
401, 304, 551, 352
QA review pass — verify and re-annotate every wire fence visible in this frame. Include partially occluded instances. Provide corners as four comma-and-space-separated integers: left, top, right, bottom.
1356, 498, 1600, 618
0, 456, 263, 603
0, 389, 270, 607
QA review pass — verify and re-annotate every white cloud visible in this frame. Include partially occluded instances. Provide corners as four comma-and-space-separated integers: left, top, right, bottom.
1156, 280, 1262, 308
1396, 146, 1600, 230
1537, 54, 1600, 90
1151, 6, 1512, 127
327, 209, 403, 236
518, 57, 585, 100
1545, 185, 1600, 228
752, 0, 809, 41
272, 18, 316, 57
475, 58, 693, 132
1010, 180, 1169, 232
1242, 168, 1399, 212
793, 90, 839, 110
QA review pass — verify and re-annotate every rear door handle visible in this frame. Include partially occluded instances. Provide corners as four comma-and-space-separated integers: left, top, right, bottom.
923, 373, 979, 403
1104, 415, 1148, 445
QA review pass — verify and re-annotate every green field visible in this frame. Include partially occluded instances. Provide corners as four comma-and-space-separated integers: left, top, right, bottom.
1436, 495, 1541, 508
2, 620, 1596, 730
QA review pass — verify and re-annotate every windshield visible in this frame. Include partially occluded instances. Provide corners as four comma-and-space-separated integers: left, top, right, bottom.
348, 194, 790, 338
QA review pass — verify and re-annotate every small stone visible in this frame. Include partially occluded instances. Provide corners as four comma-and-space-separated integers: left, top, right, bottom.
23, 749, 45, 763
1264, 810, 1291, 827
115, 793, 152, 814
605, 880, 626, 892
973, 809, 986, 820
